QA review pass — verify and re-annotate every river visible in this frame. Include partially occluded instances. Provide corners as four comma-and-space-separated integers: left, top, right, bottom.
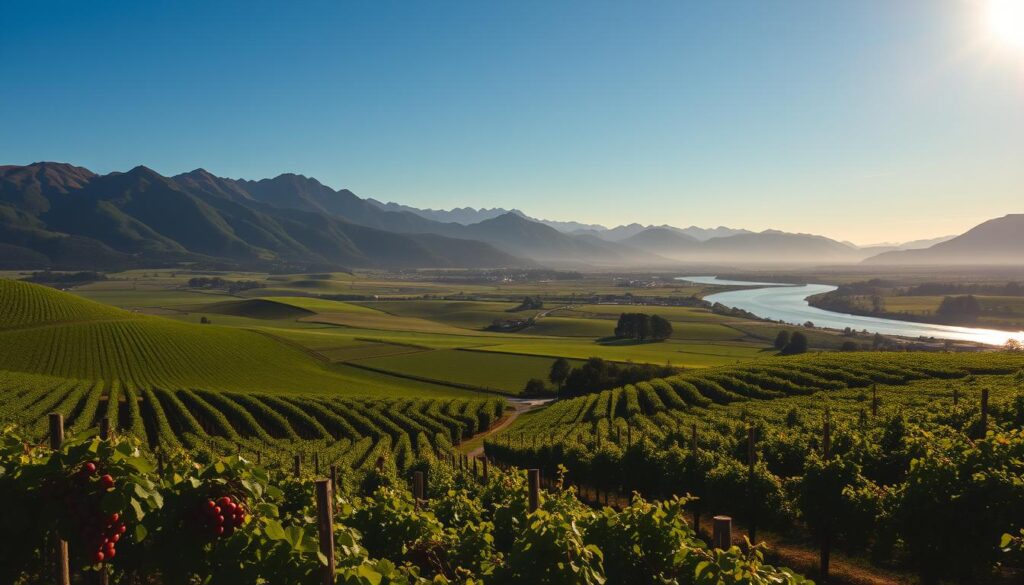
678, 276, 1024, 346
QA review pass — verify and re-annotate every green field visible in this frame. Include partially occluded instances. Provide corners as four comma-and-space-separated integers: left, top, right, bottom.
471, 337, 766, 367
352, 349, 583, 394
0, 279, 476, 397
358, 299, 533, 329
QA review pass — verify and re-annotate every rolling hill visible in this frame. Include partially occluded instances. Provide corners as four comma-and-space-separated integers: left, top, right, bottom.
864, 214, 1024, 265
0, 278, 461, 396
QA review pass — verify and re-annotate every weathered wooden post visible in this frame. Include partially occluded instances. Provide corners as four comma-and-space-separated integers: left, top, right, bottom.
293, 454, 302, 478
528, 469, 540, 512
690, 424, 698, 453
329, 465, 338, 512
99, 417, 111, 440
482, 457, 489, 482
413, 470, 425, 508
823, 412, 831, 459
315, 479, 335, 585
871, 384, 878, 417
713, 515, 732, 549
257, 451, 262, 465
953, 387, 959, 406
313, 452, 320, 475
473, 456, 478, 478
50, 414, 70, 585
747, 426, 757, 544
980, 388, 989, 436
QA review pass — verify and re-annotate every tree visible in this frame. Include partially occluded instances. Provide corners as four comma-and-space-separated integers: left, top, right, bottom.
549, 358, 571, 387
523, 378, 550, 396
649, 315, 673, 340
773, 330, 791, 351
936, 295, 981, 323
782, 331, 808, 355
615, 313, 667, 342
840, 340, 858, 351
1005, 339, 1022, 352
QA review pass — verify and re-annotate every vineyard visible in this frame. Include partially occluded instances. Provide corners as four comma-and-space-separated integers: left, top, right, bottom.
0, 421, 812, 584
0, 368, 506, 485
0, 279, 462, 396
486, 351, 1024, 583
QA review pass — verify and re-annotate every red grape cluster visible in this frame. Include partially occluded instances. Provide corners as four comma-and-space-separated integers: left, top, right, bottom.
63, 461, 127, 564
199, 495, 247, 538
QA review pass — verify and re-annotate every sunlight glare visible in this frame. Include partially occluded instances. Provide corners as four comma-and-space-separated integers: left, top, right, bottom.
989, 0, 1024, 49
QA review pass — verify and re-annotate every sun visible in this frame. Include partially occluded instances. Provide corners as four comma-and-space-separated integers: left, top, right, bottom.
988, 0, 1024, 49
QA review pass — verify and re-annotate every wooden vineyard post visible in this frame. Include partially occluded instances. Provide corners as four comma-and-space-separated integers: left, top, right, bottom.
823, 412, 831, 459
528, 469, 540, 512
980, 388, 989, 437
257, 451, 262, 465
871, 384, 878, 417
482, 457, 489, 482
49, 414, 70, 585
293, 454, 302, 478
413, 471, 425, 508
99, 416, 111, 440
157, 451, 165, 475
473, 456, 478, 479
953, 387, 959, 406
315, 480, 335, 585
329, 465, 338, 512
313, 452, 320, 475
690, 424, 700, 534
713, 515, 732, 549
747, 426, 757, 544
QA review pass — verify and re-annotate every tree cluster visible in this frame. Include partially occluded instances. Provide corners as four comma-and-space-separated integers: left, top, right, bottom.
614, 313, 672, 341
936, 295, 982, 323
549, 357, 677, 398
187, 277, 264, 294
510, 296, 543, 311
24, 271, 107, 285
773, 330, 809, 355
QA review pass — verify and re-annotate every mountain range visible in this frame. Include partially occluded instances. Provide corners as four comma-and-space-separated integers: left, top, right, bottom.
0, 162, 1019, 270
862, 214, 1024, 265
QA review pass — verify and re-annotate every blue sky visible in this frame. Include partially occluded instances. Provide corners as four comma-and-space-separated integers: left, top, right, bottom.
2, 1, 1022, 244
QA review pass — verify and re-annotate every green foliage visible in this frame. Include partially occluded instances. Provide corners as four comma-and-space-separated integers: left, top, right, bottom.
0, 426, 811, 584
489, 351, 1024, 580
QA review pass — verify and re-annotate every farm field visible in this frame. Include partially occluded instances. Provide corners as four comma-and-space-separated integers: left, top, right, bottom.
356, 299, 531, 329
469, 337, 766, 367
0, 279, 475, 398
879, 294, 1024, 329
352, 349, 584, 394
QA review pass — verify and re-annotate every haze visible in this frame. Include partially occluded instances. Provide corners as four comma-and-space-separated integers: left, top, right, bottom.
1, 0, 1022, 244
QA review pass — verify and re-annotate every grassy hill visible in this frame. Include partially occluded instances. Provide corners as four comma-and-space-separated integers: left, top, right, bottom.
0, 279, 474, 396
